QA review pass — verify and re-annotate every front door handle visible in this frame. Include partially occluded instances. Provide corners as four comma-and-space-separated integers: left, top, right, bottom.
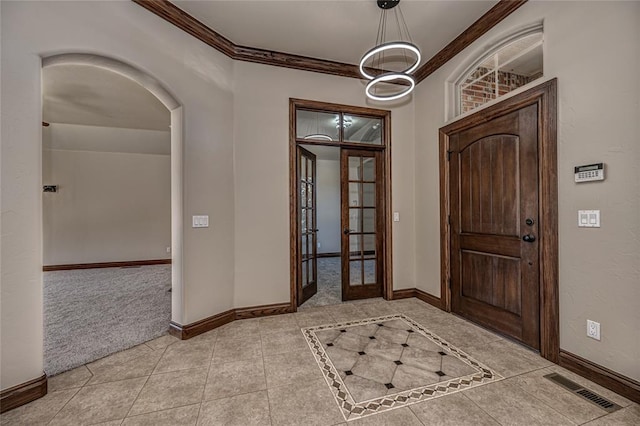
522, 234, 536, 243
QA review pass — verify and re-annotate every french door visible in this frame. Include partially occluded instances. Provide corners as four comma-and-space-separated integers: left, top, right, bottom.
297, 146, 318, 305
341, 149, 383, 300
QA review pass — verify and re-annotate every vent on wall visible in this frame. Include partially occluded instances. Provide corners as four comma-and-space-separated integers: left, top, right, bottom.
43, 185, 58, 193
544, 373, 622, 413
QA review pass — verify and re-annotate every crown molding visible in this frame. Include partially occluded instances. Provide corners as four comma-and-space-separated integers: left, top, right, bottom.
414, 0, 528, 83
133, 0, 527, 84
132, 0, 362, 79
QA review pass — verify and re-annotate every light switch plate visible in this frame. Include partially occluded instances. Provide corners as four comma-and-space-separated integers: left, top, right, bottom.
192, 215, 209, 228
393, 212, 400, 222
578, 210, 600, 228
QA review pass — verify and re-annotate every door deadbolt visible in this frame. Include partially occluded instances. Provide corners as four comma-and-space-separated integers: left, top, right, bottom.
525, 218, 535, 226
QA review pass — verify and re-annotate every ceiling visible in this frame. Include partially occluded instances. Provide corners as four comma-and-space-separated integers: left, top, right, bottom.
41, 1, 503, 138
174, 0, 499, 66
43, 65, 170, 131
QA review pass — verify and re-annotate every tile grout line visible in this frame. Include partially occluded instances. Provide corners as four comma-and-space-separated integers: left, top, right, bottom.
46, 339, 176, 425
195, 344, 215, 425
460, 391, 505, 425
45, 386, 83, 425
262, 355, 275, 426
120, 343, 170, 421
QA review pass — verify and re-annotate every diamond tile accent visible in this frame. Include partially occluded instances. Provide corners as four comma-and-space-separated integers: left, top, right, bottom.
301, 314, 502, 421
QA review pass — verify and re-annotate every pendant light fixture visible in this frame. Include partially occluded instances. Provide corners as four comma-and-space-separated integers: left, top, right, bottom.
359, 0, 421, 101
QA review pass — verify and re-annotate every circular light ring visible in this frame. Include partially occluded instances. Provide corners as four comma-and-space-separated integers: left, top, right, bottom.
359, 41, 421, 80
303, 134, 333, 141
365, 72, 415, 101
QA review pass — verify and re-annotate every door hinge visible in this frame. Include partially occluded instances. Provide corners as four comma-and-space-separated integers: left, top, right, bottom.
448, 278, 452, 289
448, 214, 451, 225
447, 150, 453, 161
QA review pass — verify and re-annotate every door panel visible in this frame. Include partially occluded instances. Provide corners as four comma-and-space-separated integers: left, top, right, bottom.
298, 146, 318, 305
450, 104, 540, 349
341, 149, 383, 300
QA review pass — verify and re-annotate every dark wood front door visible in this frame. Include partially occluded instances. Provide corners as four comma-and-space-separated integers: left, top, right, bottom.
341, 148, 384, 301
298, 146, 318, 305
449, 103, 540, 349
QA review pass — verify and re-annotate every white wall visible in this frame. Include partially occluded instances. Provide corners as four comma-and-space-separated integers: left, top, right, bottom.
414, 1, 640, 380
1, 1, 235, 390
43, 125, 171, 265
316, 159, 341, 254
232, 61, 416, 308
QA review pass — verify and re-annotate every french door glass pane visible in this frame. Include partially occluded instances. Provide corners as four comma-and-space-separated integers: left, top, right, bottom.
349, 235, 361, 257
363, 183, 375, 207
364, 260, 376, 284
306, 159, 313, 182
364, 235, 376, 254
307, 210, 313, 232
301, 185, 307, 208
363, 209, 375, 233
363, 158, 375, 181
348, 157, 360, 180
350, 261, 362, 285
301, 236, 307, 256
302, 261, 308, 288
349, 183, 361, 207
349, 208, 361, 233
301, 157, 306, 180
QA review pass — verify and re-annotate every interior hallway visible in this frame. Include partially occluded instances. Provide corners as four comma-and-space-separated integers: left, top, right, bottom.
3, 298, 638, 425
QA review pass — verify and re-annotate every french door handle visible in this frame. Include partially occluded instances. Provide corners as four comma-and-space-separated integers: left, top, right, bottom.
522, 234, 536, 243
343, 228, 353, 235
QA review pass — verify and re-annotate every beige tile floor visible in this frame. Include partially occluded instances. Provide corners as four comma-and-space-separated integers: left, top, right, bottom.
2, 298, 638, 425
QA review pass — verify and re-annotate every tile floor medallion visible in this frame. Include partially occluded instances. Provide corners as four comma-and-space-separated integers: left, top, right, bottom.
302, 314, 503, 421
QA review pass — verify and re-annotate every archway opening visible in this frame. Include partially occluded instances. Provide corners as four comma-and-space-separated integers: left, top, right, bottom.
41, 54, 183, 375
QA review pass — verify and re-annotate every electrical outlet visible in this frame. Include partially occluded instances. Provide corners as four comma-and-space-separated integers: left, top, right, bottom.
166, 247, 171, 253
587, 320, 601, 341
317, 242, 321, 249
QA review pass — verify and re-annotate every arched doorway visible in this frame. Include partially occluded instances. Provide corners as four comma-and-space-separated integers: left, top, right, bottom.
41, 53, 184, 374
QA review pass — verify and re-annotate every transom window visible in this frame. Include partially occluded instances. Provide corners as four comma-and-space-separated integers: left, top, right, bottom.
296, 110, 383, 145
457, 28, 543, 115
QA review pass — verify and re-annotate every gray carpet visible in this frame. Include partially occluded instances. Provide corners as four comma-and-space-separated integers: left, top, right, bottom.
300, 257, 342, 308
44, 265, 171, 376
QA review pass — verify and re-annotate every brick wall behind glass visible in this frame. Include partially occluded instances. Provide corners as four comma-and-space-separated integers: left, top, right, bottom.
461, 67, 539, 113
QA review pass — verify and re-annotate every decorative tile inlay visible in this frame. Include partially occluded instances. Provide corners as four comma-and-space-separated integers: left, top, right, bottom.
301, 314, 502, 421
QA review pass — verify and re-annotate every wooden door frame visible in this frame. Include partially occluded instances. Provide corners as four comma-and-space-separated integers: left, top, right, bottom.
289, 98, 393, 311
439, 79, 559, 362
